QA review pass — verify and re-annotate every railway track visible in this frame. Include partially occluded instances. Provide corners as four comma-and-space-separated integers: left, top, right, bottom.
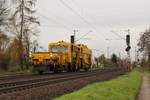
0, 69, 100, 82
0, 71, 87, 84
0, 74, 37, 82
0, 67, 125, 95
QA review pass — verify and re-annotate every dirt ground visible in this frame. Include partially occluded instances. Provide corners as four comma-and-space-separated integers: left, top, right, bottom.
137, 73, 150, 100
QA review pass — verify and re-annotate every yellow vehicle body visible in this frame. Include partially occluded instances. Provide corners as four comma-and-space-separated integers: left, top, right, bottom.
48, 41, 81, 72
48, 41, 72, 65
78, 44, 92, 69
31, 52, 51, 74
31, 52, 50, 65
31, 41, 92, 74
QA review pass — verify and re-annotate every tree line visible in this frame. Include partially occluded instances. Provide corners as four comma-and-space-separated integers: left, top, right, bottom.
94, 53, 126, 68
138, 28, 150, 67
0, 0, 40, 71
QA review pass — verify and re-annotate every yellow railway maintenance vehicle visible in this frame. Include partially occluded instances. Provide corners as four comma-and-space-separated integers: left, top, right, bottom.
31, 52, 51, 74
31, 41, 92, 74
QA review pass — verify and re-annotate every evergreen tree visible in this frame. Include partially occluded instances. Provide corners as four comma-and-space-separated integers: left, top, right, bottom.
111, 53, 118, 64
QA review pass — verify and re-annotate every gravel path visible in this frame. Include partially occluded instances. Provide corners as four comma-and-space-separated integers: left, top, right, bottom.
138, 73, 150, 100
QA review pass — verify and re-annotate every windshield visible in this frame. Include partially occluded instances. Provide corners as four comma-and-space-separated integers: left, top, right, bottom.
49, 45, 68, 53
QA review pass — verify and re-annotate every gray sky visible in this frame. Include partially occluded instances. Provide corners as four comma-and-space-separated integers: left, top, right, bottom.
36, 0, 150, 60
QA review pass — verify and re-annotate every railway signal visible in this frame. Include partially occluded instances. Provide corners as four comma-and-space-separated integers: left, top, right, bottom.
109, 29, 132, 70
125, 29, 132, 71
125, 34, 131, 52
126, 34, 130, 46
125, 45, 131, 52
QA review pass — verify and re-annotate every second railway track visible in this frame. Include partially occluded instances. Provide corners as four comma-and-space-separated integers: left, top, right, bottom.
0, 67, 125, 95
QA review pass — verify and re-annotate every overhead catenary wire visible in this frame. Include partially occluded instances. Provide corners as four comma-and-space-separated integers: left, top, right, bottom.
68, 0, 117, 33
111, 30, 126, 40
37, 11, 72, 30
75, 30, 92, 42
67, 0, 113, 31
59, 0, 128, 58
39, 6, 74, 28
59, 0, 108, 42
68, 0, 128, 41
68, 0, 99, 28
59, 0, 96, 30
38, 12, 74, 41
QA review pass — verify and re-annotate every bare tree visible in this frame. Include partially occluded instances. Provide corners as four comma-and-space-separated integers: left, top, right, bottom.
0, 0, 11, 70
31, 40, 39, 53
0, 0, 9, 32
98, 54, 106, 64
138, 28, 150, 62
0, 0, 10, 52
0, 33, 9, 52
10, 0, 40, 69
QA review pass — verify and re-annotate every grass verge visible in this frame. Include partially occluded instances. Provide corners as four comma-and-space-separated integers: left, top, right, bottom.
55, 70, 141, 100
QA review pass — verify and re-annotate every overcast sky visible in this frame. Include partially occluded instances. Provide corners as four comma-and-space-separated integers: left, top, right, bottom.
36, 0, 150, 60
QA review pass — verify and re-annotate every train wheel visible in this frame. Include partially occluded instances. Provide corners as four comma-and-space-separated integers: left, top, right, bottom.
75, 64, 79, 72
67, 63, 72, 72
53, 64, 58, 73
84, 68, 89, 72
54, 69, 58, 73
76, 65, 80, 72
58, 70, 62, 73
38, 71, 43, 75
72, 63, 77, 72
67, 68, 71, 72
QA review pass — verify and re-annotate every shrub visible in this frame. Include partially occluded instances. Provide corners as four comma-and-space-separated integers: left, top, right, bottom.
0, 52, 11, 70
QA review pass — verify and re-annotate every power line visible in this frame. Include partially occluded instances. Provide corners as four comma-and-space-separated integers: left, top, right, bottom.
59, 0, 109, 42
69, 0, 98, 27
67, 2, 126, 39
59, 0, 96, 30
38, 0, 107, 42
111, 30, 126, 40
37, 12, 71, 30
75, 30, 92, 42
67, 0, 132, 42
39, 6, 75, 29
105, 38, 123, 41
68, 0, 113, 30
69, 0, 114, 41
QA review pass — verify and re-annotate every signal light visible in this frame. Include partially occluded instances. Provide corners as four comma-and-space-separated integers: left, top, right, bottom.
71, 35, 75, 44
126, 35, 130, 46
125, 46, 131, 52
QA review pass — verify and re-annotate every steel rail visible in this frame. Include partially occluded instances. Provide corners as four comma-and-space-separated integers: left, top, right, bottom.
0, 69, 111, 88
0, 68, 123, 95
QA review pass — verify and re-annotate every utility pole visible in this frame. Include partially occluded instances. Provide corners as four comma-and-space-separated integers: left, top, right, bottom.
19, 0, 24, 70
118, 52, 121, 59
135, 47, 137, 62
107, 47, 109, 58
137, 50, 139, 64
20, 0, 24, 41
127, 29, 131, 62
125, 29, 131, 71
